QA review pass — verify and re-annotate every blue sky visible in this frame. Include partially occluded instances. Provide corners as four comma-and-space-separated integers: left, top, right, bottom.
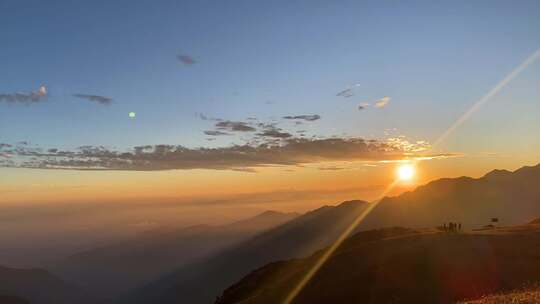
1, 0, 539, 154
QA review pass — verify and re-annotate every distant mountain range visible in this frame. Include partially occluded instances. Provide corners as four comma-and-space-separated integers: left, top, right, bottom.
359, 163, 540, 230
122, 163, 540, 304
52, 210, 298, 299
121, 199, 371, 304
0, 265, 96, 304
4, 163, 540, 304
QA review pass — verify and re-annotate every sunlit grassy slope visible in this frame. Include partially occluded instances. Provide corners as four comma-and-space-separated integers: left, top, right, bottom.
459, 284, 540, 304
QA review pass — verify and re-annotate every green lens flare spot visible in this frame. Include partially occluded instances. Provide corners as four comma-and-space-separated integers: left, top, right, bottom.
128, 112, 136, 118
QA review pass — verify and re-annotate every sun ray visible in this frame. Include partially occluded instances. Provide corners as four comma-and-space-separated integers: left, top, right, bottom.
282, 47, 540, 304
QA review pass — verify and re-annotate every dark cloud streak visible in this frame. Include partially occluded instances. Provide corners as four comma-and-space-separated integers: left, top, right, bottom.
282, 114, 321, 121
215, 121, 256, 132
177, 54, 197, 65
73, 94, 113, 105
204, 130, 231, 136
1, 137, 453, 172
0, 85, 47, 104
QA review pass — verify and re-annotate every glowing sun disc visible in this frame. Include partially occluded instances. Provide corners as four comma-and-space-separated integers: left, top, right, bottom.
397, 164, 415, 181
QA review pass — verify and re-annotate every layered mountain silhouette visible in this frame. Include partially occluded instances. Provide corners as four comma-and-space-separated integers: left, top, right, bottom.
6, 163, 539, 303
0, 295, 30, 304
122, 163, 540, 304
358, 163, 540, 231
52, 210, 298, 299
0, 265, 96, 304
216, 223, 540, 304
121, 200, 371, 304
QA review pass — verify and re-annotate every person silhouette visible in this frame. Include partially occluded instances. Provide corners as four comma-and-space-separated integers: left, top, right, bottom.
459, 223, 462, 231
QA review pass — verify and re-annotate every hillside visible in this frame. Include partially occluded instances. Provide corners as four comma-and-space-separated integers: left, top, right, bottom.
458, 284, 540, 303
52, 210, 298, 299
0, 295, 30, 304
216, 224, 540, 304
359, 163, 540, 230
0, 266, 97, 304
124, 163, 540, 304
121, 200, 371, 304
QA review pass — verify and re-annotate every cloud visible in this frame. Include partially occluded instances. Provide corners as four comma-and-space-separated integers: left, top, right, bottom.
336, 88, 354, 98
73, 94, 113, 105
177, 54, 197, 65
282, 114, 321, 121
374, 96, 390, 108
196, 113, 223, 122
257, 129, 292, 138
358, 102, 370, 110
215, 121, 256, 132
336, 83, 360, 98
2, 136, 456, 171
318, 166, 346, 171
204, 130, 231, 136
255, 123, 293, 138
0, 85, 47, 104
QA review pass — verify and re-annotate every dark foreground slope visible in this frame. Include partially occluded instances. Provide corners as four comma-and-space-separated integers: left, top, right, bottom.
122, 200, 371, 304
217, 224, 540, 304
53, 210, 297, 299
0, 266, 97, 304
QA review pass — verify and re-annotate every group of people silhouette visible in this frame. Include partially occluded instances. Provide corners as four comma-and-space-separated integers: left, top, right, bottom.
442, 222, 461, 232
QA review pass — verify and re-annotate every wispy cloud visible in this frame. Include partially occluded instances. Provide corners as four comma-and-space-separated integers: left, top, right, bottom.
336, 88, 354, 98
0, 85, 47, 104
204, 130, 231, 136
257, 128, 292, 138
374, 96, 390, 108
196, 113, 223, 122
73, 94, 113, 105
317, 166, 346, 171
358, 102, 370, 110
177, 54, 197, 65
215, 121, 256, 132
336, 83, 360, 98
282, 114, 321, 121
0, 136, 456, 172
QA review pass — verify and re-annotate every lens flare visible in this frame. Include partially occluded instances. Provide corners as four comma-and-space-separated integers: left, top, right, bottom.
282, 48, 540, 304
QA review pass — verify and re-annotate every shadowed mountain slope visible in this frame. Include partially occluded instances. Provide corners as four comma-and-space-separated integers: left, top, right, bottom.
0, 295, 30, 304
216, 224, 540, 304
53, 210, 298, 299
0, 266, 97, 304
121, 200, 371, 304
124, 163, 540, 304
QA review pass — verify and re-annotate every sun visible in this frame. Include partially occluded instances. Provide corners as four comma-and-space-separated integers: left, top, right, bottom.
397, 164, 415, 181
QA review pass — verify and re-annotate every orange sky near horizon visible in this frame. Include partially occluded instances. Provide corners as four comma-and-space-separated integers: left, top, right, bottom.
2, 154, 537, 210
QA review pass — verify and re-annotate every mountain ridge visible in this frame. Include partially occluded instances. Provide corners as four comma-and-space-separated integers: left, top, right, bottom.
0, 265, 97, 304
121, 200, 370, 304
126, 163, 540, 304
52, 209, 298, 299
215, 224, 540, 304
